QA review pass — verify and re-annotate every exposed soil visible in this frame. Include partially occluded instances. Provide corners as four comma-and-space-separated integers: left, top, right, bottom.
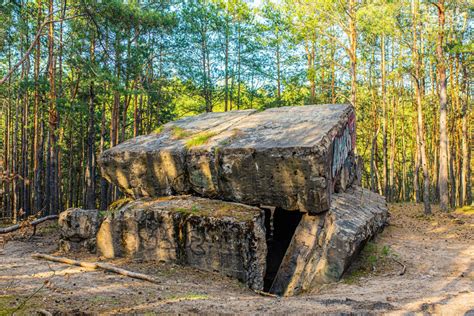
1, 203, 473, 315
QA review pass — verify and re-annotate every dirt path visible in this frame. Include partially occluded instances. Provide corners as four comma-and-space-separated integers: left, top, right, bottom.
1, 203, 473, 315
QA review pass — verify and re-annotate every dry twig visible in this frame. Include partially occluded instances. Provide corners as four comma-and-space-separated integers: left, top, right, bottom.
392, 258, 406, 276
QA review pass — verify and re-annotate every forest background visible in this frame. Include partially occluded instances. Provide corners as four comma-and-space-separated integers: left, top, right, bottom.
0, 0, 471, 223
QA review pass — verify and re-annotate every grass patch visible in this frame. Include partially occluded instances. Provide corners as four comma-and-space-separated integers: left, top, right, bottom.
343, 270, 369, 285
39, 222, 60, 234
166, 293, 209, 302
0, 295, 17, 316
99, 197, 133, 218
455, 205, 474, 215
185, 131, 217, 148
171, 201, 256, 222
343, 242, 398, 284
171, 126, 193, 139
0, 294, 42, 316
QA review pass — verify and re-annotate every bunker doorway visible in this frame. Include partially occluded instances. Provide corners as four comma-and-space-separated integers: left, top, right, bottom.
263, 207, 302, 292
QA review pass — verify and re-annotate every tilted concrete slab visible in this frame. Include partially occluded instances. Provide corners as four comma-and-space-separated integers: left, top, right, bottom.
96, 196, 267, 290
269, 186, 389, 296
99, 104, 356, 214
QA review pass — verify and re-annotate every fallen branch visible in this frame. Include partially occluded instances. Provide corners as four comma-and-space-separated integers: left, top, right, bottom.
32, 253, 161, 284
392, 258, 406, 276
0, 215, 58, 234
253, 289, 279, 298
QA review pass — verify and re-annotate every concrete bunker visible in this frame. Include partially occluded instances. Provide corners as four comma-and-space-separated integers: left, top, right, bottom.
59, 104, 389, 296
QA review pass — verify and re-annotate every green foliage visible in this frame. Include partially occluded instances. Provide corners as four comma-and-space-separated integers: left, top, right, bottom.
0, 0, 471, 219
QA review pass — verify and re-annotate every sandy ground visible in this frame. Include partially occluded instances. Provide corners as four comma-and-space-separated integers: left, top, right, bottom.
0, 203, 473, 315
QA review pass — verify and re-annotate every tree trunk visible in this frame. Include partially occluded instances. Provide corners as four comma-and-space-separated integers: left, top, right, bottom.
413, 0, 431, 214
381, 34, 388, 199
460, 61, 470, 205
276, 42, 281, 101
436, 0, 449, 211
85, 35, 96, 209
100, 97, 109, 211
389, 94, 397, 202
33, 0, 42, 214
414, 116, 420, 203
224, 16, 229, 112
349, 0, 357, 108
47, 0, 59, 215
237, 23, 241, 109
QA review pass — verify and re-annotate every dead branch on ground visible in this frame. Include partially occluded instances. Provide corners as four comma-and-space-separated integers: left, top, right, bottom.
0, 215, 58, 234
32, 253, 162, 284
253, 289, 279, 298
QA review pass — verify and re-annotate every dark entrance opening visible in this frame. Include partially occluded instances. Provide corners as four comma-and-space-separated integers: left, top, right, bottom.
263, 207, 302, 292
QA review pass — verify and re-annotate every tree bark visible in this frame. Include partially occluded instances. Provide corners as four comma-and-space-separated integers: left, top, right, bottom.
460, 61, 470, 205
224, 13, 229, 112
381, 34, 388, 199
435, 0, 449, 211
85, 34, 96, 209
349, 0, 357, 108
413, 0, 431, 214
33, 0, 42, 214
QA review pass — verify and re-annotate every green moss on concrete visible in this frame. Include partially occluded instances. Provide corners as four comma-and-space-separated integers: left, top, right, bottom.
169, 199, 258, 222
153, 125, 165, 134
108, 197, 133, 212
174, 204, 202, 215
171, 126, 194, 139
185, 131, 217, 148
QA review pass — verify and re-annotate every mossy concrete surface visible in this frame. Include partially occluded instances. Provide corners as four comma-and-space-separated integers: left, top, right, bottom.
95, 195, 267, 290
99, 104, 357, 214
